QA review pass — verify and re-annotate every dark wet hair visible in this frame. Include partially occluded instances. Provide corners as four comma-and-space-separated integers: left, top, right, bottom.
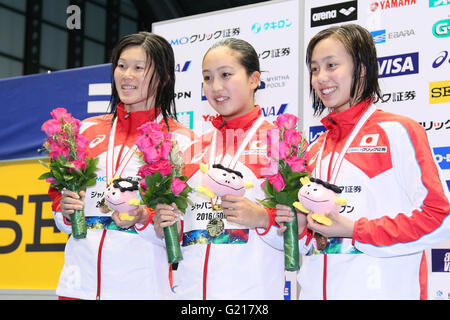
306, 24, 382, 116
203, 38, 261, 93
109, 31, 177, 127
309, 177, 342, 194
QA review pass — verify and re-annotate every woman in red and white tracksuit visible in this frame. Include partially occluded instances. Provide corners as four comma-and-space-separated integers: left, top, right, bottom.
275, 24, 450, 299
50, 32, 194, 300
139, 38, 285, 299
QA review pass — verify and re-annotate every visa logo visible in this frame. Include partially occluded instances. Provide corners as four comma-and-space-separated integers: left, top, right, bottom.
378, 52, 419, 78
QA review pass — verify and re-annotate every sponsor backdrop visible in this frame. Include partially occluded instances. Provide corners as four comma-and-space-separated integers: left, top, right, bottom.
302, 0, 450, 300
0, 0, 448, 299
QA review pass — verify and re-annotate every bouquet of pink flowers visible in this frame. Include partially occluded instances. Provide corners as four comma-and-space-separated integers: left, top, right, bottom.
38, 108, 98, 239
259, 113, 308, 271
136, 121, 192, 264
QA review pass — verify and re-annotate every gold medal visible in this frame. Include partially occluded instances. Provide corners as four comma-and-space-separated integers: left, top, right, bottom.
206, 217, 224, 237
212, 204, 222, 211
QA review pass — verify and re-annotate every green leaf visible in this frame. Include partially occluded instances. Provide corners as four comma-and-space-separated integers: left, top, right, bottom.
263, 179, 275, 197
38, 172, 53, 180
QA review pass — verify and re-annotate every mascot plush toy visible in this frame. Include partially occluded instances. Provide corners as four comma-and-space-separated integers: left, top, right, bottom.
196, 163, 254, 198
293, 176, 347, 250
104, 177, 141, 221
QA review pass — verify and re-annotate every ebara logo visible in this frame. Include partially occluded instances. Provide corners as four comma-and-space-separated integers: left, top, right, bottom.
378, 52, 418, 78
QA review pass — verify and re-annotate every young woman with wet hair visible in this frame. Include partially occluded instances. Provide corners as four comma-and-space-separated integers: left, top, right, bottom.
275, 24, 450, 300
48, 32, 194, 300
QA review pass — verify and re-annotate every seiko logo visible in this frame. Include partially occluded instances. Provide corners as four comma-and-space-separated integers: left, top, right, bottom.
311, 1, 357, 27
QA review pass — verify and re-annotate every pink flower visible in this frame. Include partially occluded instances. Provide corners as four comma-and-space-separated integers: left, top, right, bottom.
137, 121, 164, 136
139, 179, 148, 191
41, 119, 61, 137
171, 177, 186, 195
51, 108, 72, 122
274, 114, 299, 130
71, 159, 86, 171
76, 135, 89, 150
47, 139, 70, 160
160, 140, 173, 160
283, 129, 302, 146
278, 141, 291, 159
46, 177, 58, 184
285, 155, 306, 173
137, 160, 173, 178
267, 173, 286, 192
142, 145, 162, 163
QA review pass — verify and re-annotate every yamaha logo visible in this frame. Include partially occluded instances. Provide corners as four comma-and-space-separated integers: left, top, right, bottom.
311, 1, 358, 27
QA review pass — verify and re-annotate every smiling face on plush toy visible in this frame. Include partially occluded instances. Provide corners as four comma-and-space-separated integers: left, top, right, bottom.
298, 178, 341, 214
105, 177, 140, 213
202, 164, 246, 197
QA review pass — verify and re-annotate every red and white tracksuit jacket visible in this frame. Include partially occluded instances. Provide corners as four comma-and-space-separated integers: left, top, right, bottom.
49, 102, 194, 300
294, 100, 450, 299
137, 106, 285, 300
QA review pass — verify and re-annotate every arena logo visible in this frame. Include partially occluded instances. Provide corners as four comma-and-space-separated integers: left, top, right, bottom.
378, 52, 419, 78
433, 146, 450, 169
429, 0, 450, 8
310, 1, 357, 27
432, 50, 450, 69
429, 80, 450, 104
433, 19, 450, 38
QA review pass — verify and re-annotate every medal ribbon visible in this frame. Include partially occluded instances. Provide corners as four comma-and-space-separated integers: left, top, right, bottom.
315, 104, 377, 184
106, 113, 163, 183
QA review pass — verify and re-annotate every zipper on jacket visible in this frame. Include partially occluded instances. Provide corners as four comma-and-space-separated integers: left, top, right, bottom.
96, 229, 107, 300
203, 244, 212, 300
323, 254, 327, 300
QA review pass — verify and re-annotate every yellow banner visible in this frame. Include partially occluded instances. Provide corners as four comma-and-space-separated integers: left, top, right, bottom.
429, 80, 450, 104
0, 159, 67, 290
